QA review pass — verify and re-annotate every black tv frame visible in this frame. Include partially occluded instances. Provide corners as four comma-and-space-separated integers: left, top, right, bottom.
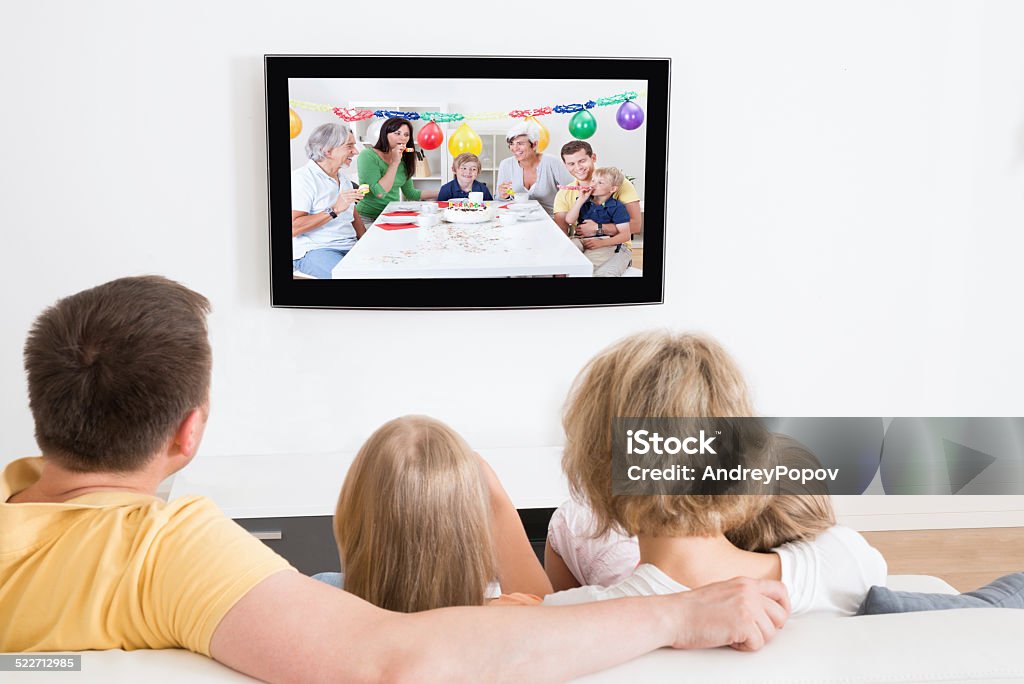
266, 55, 669, 310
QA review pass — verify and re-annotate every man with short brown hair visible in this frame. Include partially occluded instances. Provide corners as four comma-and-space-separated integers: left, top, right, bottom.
23, 276, 213, 474
2, 275, 789, 682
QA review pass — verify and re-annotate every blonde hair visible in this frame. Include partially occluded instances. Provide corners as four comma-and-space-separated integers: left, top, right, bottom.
334, 415, 497, 612
593, 166, 625, 188
726, 435, 836, 551
452, 153, 482, 172
562, 331, 766, 538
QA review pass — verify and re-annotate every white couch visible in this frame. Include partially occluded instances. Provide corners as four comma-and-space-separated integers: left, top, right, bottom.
7, 576, 1023, 683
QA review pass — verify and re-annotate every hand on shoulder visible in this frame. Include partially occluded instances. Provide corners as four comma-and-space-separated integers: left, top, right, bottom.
665, 577, 790, 652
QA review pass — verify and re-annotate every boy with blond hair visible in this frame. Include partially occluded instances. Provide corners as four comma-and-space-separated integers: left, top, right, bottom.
564, 166, 634, 277
437, 152, 493, 202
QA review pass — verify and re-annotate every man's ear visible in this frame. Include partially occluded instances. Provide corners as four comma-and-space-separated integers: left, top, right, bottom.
170, 407, 208, 462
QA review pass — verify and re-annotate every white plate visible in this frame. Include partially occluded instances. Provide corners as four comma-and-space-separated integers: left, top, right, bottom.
389, 203, 418, 211
376, 215, 419, 225
508, 204, 534, 213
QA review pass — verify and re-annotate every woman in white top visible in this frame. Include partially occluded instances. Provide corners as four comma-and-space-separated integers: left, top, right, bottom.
542, 332, 887, 616
545, 499, 886, 616
496, 120, 572, 216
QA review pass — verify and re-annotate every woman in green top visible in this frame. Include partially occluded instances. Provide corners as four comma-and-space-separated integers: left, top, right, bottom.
355, 117, 437, 224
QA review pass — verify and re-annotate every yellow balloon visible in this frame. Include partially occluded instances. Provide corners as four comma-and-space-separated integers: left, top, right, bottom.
525, 116, 550, 153
448, 122, 483, 157
289, 107, 302, 139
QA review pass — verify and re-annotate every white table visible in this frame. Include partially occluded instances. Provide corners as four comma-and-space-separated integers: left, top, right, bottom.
332, 200, 593, 278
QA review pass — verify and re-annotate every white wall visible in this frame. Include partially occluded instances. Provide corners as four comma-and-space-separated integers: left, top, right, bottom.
3, 0, 1023, 524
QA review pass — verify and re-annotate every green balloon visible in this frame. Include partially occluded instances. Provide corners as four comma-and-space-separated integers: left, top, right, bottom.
569, 110, 597, 140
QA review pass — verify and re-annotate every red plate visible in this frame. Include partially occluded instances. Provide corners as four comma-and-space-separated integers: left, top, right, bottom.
378, 223, 418, 230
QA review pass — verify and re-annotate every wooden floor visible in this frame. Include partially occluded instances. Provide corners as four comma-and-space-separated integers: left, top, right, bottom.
632, 247, 643, 269
862, 527, 1024, 591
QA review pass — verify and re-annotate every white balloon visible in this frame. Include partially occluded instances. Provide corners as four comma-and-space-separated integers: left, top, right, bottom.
364, 118, 384, 146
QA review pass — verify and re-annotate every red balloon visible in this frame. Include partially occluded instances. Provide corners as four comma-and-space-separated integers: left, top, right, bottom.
417, 121, 444, 150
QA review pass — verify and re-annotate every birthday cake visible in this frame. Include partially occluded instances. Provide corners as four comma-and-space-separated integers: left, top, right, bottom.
443, 199, 495, 224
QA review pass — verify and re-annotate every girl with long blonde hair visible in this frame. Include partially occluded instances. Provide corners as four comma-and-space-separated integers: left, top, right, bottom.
323, 415, 550, 612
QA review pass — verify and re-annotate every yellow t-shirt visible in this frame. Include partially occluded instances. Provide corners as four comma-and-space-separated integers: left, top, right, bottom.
552, 176, 641, 216
0, 457, 294, 655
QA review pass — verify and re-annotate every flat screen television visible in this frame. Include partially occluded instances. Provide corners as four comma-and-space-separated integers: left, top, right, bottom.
266, 55, 669, 309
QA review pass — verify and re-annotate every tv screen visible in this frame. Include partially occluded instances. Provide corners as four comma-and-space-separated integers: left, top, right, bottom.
266, 55, 668, 309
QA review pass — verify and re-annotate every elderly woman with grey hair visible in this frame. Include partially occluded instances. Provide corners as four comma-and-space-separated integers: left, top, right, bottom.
496, 120, 572, 216
290, 123, 366, 279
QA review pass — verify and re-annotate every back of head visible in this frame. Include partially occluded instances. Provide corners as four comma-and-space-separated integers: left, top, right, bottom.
335, 415, 496, 612
726, 435, 837, 551
562, 331, 763, 538
23, 276, 212, 473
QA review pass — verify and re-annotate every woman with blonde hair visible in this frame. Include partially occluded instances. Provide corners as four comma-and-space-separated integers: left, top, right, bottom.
319, 415, 550, 612
543, 331, 886, 616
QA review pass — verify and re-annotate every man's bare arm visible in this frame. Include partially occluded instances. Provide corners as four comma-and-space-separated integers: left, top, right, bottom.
210, 571, 788, 683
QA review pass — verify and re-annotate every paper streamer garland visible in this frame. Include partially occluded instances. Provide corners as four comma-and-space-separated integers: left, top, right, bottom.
462, 111, 509, 121
553, 101, 596, 114
374, 110, 421, 120
290, 90, 648, 137
420, 112, 464, 123
508, 107, 553, 119
289, 99, 333, 113
332, 107, 375, 122
593, 91, 639, 107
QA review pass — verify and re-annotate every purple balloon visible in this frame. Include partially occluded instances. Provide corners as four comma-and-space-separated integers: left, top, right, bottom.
616, 100, 645, 131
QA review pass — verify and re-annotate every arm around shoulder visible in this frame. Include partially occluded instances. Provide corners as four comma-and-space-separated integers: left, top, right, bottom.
211, 571, 787, 683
